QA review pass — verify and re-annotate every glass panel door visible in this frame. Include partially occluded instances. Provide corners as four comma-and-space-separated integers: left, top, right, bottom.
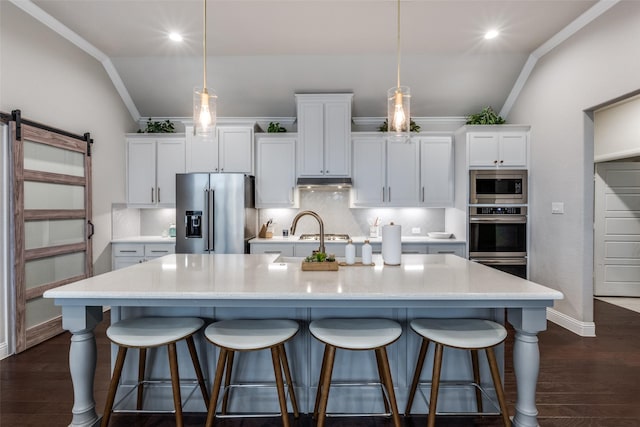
13, 121, 92, 352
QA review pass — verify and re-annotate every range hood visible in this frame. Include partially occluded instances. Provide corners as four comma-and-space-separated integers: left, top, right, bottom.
296, 177, 353, 188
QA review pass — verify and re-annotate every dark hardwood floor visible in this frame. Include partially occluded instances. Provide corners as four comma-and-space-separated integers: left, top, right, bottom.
2, 299, 640, 426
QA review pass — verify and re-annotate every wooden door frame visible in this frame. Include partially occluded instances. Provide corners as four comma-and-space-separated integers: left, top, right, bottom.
12, 114, 93, 352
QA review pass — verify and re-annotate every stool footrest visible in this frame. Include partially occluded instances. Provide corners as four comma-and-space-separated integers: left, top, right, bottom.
317, 382, 393, 418
416, 380, 502, 416
113, 380, 201, 414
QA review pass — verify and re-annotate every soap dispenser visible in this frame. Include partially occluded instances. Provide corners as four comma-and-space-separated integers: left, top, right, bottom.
345, 239, 356, 265
362, 240, 373, 265
168, 223, 176, 238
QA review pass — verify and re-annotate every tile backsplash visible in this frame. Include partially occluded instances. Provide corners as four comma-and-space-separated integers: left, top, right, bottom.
112, 190, 447, 239
259, 189, 446, 237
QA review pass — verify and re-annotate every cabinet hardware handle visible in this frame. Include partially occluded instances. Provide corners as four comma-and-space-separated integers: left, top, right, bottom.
326, 170, 329, 174
265, 251, 281, 254
438, 251, 456, 254
150, 250, 169, 253
382, 187, 385, 202
422, 187, 425, 203
157, 187, 160, 203
221, 168, 224, 171
151, 187, 154, 203
388, 187, 391, 202
120, 250, 138, 253
494, 160, 498, 164
320, 170, 323, 173
500, 160, 504, 164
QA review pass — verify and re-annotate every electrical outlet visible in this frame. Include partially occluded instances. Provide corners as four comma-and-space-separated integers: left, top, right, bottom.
552, 202, 564, 214
411, 227, 421, 234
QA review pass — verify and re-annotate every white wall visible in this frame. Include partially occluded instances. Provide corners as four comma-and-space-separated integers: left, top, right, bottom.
0, 2, 136, 354
594, 94, 640, 162
507, 2, 640, 322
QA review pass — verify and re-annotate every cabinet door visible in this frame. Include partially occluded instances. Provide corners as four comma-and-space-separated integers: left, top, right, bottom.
218, 127, 253, 173
127, 139, 157, 205
256, 137, 297, 208
156, 138, 185, 207
351, 137, 386, 206
386, 139, 420, 206
185, 126, 219, 172
323, 102, 351, 176
468, 133, 499, 167
499, 132, 527, 167
113, 256, 144, 270
428, 243, 465, 257
250, 243, 295, 257
297, 102, 325, 176
420, 137, 454, 207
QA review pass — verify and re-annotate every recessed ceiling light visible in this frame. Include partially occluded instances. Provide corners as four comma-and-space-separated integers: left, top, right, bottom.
169, 32, 183, 42
484, 29, 500, 40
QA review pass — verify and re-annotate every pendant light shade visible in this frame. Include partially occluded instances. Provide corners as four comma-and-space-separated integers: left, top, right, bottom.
193, 0, 216, 136
387, 0, 410, 140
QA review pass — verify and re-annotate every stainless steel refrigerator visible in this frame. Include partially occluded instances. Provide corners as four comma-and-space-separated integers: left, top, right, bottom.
175, 173, 256, 254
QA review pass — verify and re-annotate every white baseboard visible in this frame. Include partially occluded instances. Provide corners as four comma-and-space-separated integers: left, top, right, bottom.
547, 307, 596, 337
0, 341, 9, 360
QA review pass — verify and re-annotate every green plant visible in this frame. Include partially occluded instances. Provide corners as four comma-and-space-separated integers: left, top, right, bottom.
466, 107, 506, 125
378, 119, 421, 133
304, 252, 336, 262
137, 118, 176, 133
267, 122, 287, 133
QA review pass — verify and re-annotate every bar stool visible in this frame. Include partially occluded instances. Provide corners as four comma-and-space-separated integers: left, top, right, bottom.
203, 319, 299, 427
101, 317, 209, 427
405, 318, 511, 427
309, 318, 403, 427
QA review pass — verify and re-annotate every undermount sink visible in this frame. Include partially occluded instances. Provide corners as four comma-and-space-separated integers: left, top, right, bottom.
274, 255, 305, 263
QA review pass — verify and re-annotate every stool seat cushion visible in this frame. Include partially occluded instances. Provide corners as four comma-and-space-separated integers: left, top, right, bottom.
205, 319, 299, 350
107, 317, 204, 348
309, 318, 402, 350
410, 318, 507, 349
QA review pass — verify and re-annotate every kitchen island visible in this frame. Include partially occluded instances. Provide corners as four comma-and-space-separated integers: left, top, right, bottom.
44, 254, 562, 427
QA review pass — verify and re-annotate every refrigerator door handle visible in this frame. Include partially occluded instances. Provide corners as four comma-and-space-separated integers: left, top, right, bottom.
208, 188, 215, 252
204, 188, 210, 251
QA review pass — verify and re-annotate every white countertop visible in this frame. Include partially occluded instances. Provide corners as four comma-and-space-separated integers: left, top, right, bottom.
250, 236, 466, 244
111, 236, 176, 244
45, 254, 561, 303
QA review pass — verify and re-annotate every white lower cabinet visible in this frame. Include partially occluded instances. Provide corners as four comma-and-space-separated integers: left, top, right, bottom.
428, 243, 466, 257
250, 241, 465, 258
249, 243, 295, 257
112, 242, 175, 270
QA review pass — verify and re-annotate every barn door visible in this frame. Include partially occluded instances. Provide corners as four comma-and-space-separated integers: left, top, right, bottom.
12, 114, 93, 352
594, 162, 640, 296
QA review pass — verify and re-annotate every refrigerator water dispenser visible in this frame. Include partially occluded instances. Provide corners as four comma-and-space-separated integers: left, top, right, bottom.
185, 210, 202, 238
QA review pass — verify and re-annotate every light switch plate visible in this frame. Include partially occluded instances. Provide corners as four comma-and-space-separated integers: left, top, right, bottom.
411, 227, 421, 234
552, 202, 564, 214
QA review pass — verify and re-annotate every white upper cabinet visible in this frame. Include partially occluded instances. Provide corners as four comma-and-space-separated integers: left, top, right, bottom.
185, 124, 254, 174
255, 134, 298, 208
296, 93, 353, 177
419, 136, 454, 207
351, 134, 420, 207
467, 127, 529, 168
126, 135, 185, 207
351, 136, 386, 206
386, 139, 420, 206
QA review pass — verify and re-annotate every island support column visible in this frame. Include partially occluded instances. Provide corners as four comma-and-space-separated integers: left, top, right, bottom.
507, 306, 547, 427
62, 305, 103, 427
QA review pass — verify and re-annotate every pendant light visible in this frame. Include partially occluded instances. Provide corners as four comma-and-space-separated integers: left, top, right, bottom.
387, 0, 410, 140
193, 0, 216, 136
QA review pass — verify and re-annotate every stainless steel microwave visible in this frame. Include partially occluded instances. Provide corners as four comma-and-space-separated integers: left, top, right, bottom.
469, 170, 527, 204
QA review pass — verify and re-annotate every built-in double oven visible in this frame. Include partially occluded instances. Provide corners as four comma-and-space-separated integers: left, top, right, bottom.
469, 170, 528, 279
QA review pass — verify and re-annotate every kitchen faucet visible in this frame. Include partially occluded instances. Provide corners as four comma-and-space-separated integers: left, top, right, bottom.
290, 210, 325, 254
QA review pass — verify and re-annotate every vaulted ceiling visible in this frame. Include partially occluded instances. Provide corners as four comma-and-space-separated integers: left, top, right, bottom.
25, 0, 606, 120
